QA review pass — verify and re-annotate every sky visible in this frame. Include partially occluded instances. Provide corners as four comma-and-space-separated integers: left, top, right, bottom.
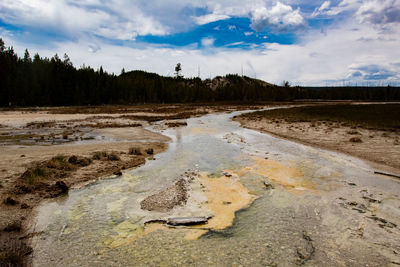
1, 0, 400, 86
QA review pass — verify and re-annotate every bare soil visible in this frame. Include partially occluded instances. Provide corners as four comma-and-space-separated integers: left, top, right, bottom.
234, 105, 400, 173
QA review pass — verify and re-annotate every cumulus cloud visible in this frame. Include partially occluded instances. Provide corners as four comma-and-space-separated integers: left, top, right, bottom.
348, 64, 398, 80
1, 0, 400, 86
4, 18, 399, 86
249, 2, 305, 32
0, 0, 168, 40
356, 0, 400, 25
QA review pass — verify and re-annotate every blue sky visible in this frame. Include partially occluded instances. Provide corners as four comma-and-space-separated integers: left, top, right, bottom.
1, 0, 399, 86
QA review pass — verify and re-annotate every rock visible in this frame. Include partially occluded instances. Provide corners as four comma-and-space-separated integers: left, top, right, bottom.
113, 171, 123, 176
263, 181, 274, 190
352, 207, 366, 213
347, 201, 358, 206
222, 171, 232, 177
362, 196, 381, 203
140, 179, 187, 212
167, 217, 209, 226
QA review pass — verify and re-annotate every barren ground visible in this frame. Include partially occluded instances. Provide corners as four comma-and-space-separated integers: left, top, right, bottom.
234, 104, 400, 173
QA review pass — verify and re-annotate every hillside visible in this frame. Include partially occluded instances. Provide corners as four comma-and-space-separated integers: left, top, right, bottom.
1, 38, 400, 106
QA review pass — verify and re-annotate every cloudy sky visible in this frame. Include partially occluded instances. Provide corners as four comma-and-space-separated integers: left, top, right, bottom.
1, 0, 400, 85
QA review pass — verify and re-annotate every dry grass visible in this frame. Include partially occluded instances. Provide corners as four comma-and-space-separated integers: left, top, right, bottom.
129, 147, 142, 156
0, 236, 32, 267
242, 104, 400, 132
92, 151, 120, 161
349, 137, 363, 143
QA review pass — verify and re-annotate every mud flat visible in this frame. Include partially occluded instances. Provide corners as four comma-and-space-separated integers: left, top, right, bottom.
234, 103, 400, 173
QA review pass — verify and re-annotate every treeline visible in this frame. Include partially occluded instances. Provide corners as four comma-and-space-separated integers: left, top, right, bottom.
1, 38, 400, 106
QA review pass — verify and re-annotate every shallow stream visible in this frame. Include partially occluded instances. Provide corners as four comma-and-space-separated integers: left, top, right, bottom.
31, 110, 400, 266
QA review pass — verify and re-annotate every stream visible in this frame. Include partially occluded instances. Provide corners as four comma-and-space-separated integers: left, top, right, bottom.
31, 110, 400, 266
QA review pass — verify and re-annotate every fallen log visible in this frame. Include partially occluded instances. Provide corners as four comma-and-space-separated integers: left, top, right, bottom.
374, 171, 400, 179
167, 217, 209, 226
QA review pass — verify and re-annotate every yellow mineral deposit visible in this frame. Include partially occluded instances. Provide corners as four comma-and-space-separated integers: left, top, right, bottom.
248, 156, 315, 193
185, 172, 257, 240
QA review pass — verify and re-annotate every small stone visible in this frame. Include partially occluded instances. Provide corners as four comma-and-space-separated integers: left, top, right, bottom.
263, 181, 274, 190
222, 172, 232, 177
113, 171, 123, 176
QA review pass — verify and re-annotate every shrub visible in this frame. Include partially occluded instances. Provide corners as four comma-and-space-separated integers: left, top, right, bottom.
46, 155, 75, 171
107, 152, 120, 161
129, 147, 142, 156
92, 151, 108, 160
349, 137, 362, 143
21, 166, 47, 185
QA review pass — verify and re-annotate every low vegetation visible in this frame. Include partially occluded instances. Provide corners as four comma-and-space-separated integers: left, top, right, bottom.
92, 151, 120, 161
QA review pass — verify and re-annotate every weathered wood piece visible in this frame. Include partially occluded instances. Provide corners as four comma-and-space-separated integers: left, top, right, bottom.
374, 171, 400, 179
167, 217, 209, 226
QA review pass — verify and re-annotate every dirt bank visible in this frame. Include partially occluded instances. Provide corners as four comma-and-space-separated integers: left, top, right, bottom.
234, 105, 400, 173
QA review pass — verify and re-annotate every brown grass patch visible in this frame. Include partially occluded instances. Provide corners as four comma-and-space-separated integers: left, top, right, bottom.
349, 137, 362, 143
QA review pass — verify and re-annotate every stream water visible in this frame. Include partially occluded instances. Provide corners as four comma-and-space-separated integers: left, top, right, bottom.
31, 110, 400, 266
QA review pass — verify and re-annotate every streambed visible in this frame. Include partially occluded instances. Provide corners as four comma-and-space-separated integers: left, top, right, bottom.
31, 110, 400, 266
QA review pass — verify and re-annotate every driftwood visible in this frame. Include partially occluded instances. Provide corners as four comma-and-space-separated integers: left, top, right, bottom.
374, 171, 400, 179
167, 217, 209, 226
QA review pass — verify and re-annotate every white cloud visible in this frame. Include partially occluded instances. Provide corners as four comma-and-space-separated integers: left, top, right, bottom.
312, 1, 331, 17
0, 0, 169, 40
250, 2, 305, 32
4, 19, 399, 86
194, 14, 230, 25
201, 37, 215, 47
356, 0, 400, 25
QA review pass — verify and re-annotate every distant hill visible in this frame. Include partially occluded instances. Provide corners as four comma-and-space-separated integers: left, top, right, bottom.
1, 38, 400, 106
